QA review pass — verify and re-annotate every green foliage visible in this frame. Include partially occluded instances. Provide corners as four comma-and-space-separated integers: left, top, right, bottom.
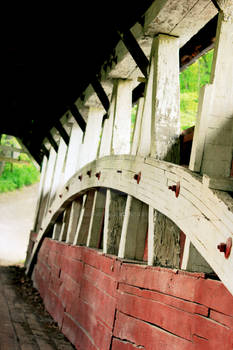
0, 135, 40, 193
0, 162, 40, 193
180, 50, 213, 130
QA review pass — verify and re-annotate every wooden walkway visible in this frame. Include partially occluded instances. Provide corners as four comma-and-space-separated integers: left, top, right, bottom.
0, 266, 74, 350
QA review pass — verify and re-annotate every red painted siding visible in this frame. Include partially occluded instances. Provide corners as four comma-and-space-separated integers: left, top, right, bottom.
33, 238, 233, 350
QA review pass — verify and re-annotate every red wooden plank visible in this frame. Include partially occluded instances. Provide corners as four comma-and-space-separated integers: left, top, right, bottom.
83, 264, 117, 297
69, 299, 112, 350
118, 283, 208, 316
80, 278, 116, 329
210, 310, 233, 329
112, 338, 143, 350
120, 264, 204, 302
117, 290, 194, 340
113, 311, 191, 350
194, 279, 233, 317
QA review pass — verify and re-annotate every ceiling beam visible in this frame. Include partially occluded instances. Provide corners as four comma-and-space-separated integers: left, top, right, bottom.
54, 120, 70, 145
91, 77, 110, 112
118, 29, 149, 78
69, 104, 86, 132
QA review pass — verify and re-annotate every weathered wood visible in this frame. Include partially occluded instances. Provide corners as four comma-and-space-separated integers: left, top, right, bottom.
181, 236, 213, 274
52, 221, 62, 240
91, 77, 110, 112
119, 29, 149, 78
190, 10, 233, 177
153, 211, 180, 268
64, 121, 83, 183
26, 155, 233, 296
66, 199, 82, 244
131, 98, 144, 155
33, 155, 48, 231
48, 137, 67, 207
112, 79, 132, 155
36, 147, 56, 231
118, 195, 148, 260
77, 107, 103, 170
69, 104, 86, 132
98, 83, 117, 158
73, 191, 95, 245
203, 175, 233, 192
59, 206, 72, 242
87, 189, 106, 248
103, 189, 127, 255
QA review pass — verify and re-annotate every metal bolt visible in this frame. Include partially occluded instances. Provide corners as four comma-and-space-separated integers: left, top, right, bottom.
134, 171, 141, 184
65, 186, 69, 191
59, 194, 63, 198
217, 237, 232, 259
78, 175, 82, 181
168, 181, 180, 198
95, 171, 101, 180
87, 170, 92, 177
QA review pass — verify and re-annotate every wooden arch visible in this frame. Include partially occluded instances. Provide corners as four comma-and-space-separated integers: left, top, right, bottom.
27, 155, 233, 296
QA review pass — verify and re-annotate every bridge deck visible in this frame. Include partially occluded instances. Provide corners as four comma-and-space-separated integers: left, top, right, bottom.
0, 266, 74, 350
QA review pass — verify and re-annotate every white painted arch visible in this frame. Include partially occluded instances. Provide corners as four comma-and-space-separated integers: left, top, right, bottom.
27, 155, 233, 296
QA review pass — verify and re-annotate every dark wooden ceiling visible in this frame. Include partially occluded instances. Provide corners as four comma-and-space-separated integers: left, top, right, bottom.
2, 2, 217, 164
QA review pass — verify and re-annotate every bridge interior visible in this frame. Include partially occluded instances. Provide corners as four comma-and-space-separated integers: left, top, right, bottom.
1, 1, 233, 349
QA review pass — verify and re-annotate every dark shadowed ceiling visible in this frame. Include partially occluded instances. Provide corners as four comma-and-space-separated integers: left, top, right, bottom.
2, 2, 217, 163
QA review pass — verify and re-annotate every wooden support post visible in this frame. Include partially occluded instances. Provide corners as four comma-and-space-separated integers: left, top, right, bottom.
35, 147, 57, 232
138, 34, 180, 162
66, 199, 82, 244
48, 137, 67, 207
52, 222, 62, 240
87, 189, 106, 248
73, 191, 95, 246
190, 8, 233, 177
64, 121, 83, 183
76, 107, 103, 170
59, 206, 72, 242
33, 155, 48, 231
98, 84, 117, 158
111, 79, 132, 155
103, 189, 127, 255
118, 195, 148, 260
181, 236, 213, 274
131, 98, 144, 155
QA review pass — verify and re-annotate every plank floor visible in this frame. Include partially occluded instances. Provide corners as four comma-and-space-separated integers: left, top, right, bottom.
0, 266, 74, 350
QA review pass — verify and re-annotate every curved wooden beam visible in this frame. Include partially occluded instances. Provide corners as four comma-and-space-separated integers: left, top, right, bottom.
26, 155, 233, 295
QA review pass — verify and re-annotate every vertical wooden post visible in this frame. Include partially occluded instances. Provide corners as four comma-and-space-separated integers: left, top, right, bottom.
76, 107, 103, 170
87, 189, 106, 248
99, 79, 132, 157
33, 155, 48, 231
118, 196, 148, 260
52, 222, 63, 240
103, 189, 127, 255
59, 206, 72, 242
138, 34, 180, 161
66, 199, 82, 244
190, 9, 233, 177
131, 98, 144, 155
48, 137, 67, 207
73, 191, 95, 246
64, 120, 83, 183
35, 146, 57, 231
111, 79, 132, 155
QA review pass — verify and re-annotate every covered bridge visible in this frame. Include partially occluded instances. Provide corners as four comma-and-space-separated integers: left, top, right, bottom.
3, 1, 233, 349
